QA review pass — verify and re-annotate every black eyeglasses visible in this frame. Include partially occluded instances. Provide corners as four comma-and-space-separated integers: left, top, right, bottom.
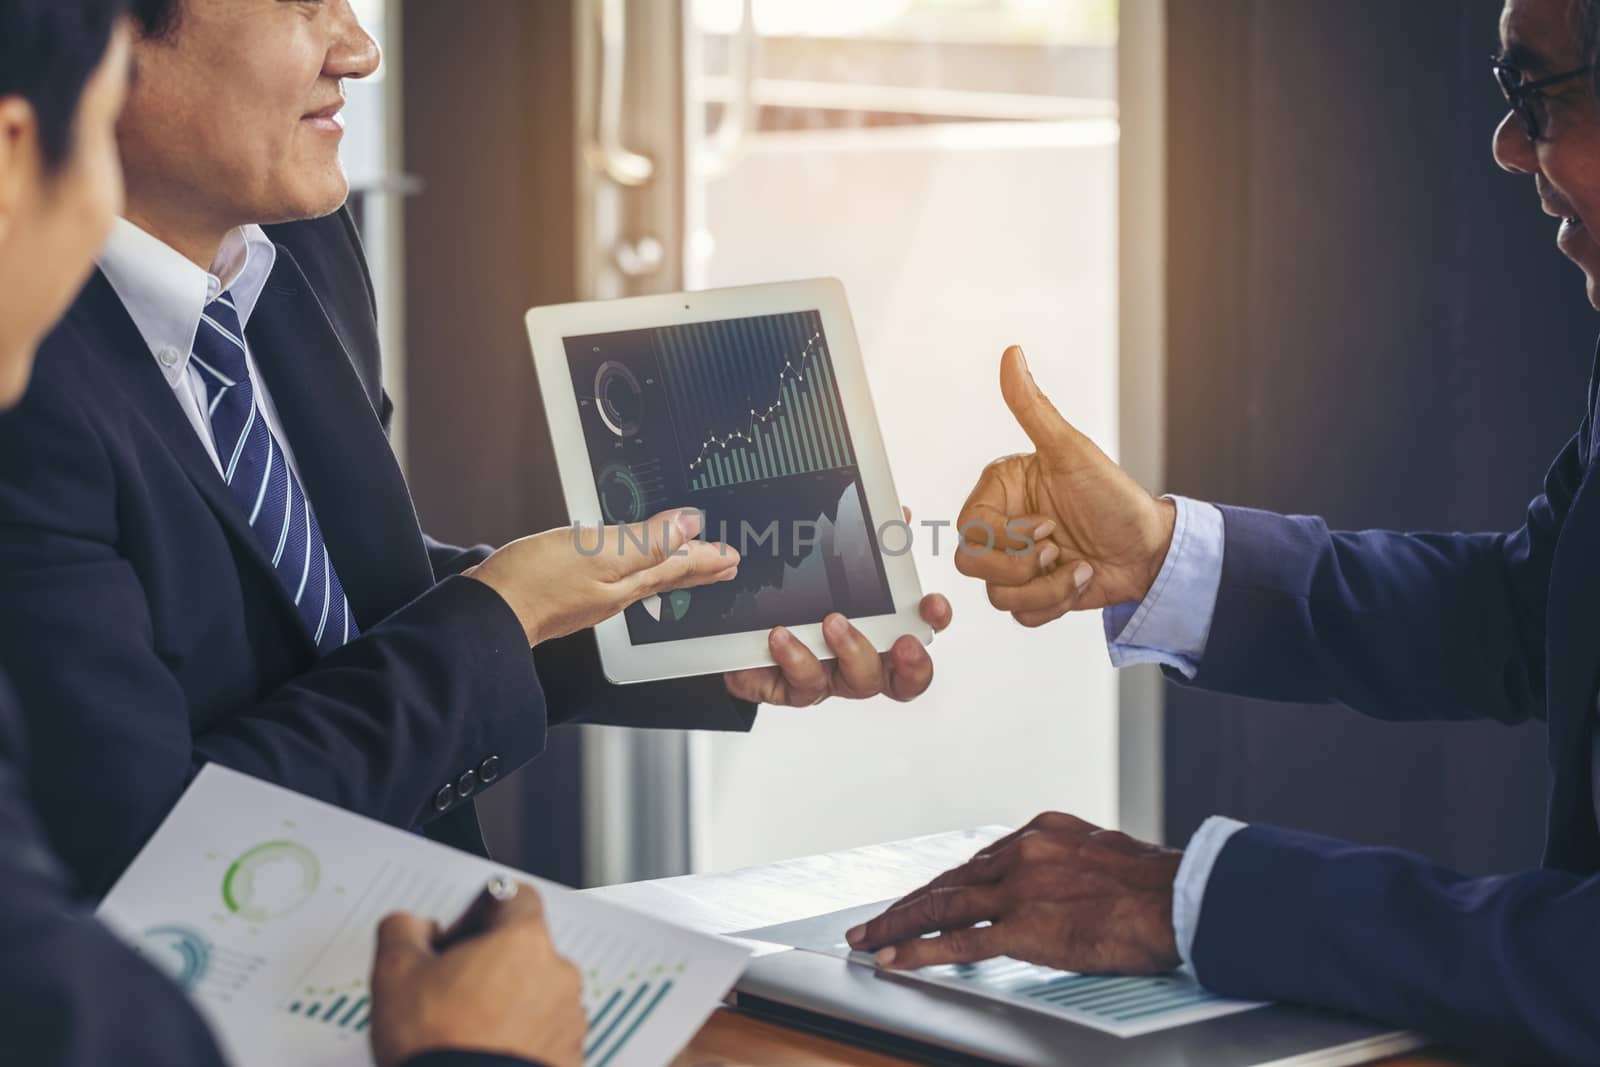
1494, 56, 1593, 141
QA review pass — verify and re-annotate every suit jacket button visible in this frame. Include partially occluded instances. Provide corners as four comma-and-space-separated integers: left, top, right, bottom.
456, 769, 478, 799
479, 755, 501, 784
433, 784, 454, 812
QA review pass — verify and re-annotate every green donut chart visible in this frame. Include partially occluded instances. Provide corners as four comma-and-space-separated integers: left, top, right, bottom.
221, 840, 321, 921
598, 463, 647, 524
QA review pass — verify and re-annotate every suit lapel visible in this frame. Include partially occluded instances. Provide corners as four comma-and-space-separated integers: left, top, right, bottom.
245, 245, 436, 624
68, 273, 318, 651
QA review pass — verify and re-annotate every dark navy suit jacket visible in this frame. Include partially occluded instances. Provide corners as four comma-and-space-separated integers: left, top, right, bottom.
0, 676, 541, 1067
0, 208, 753, 896
1182, 347, 1600, 1063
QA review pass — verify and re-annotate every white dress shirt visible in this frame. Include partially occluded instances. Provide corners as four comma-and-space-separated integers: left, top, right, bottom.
1102, 496, 1242, 973
95, 217, 307, 487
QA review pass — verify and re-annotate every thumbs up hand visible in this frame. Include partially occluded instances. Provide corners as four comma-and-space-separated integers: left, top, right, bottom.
956, 346, 1176, 627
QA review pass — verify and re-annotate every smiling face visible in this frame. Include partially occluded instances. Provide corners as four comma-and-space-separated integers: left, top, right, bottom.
1494, 0, 1600, 308
117, 0, 379, 264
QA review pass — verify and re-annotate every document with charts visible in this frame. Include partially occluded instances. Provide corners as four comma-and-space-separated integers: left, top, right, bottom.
96, 766, 749, 1067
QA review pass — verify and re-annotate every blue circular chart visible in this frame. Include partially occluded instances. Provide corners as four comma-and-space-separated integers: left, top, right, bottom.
140, 924, 212, 991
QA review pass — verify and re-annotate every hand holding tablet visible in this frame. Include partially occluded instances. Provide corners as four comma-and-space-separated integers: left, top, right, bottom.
527, 279, 948, 689
721, 555, 953, 706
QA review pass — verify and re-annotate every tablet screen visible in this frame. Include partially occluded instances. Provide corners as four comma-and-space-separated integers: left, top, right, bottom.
565, 310, 896, 643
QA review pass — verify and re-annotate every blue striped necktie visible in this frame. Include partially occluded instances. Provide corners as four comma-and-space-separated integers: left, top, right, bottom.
192, 291, 358, 653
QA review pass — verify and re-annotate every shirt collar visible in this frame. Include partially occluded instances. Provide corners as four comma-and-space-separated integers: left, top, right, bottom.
96, 218, 280, 387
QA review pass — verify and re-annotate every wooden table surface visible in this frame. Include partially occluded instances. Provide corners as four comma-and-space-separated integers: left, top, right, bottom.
676, 1009, 1472, 1067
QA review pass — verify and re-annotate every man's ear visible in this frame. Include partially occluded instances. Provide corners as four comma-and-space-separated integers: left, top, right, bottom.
0, 97, 41, 249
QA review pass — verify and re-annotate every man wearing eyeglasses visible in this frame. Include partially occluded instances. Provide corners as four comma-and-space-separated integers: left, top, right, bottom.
848, 1, 1600, 1063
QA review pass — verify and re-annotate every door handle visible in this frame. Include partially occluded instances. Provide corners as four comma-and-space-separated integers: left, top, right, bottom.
586, 0, 656, 188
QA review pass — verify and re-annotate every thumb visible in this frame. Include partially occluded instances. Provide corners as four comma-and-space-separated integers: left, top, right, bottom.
999, 346, 1076, 453
620, 507, 704, 570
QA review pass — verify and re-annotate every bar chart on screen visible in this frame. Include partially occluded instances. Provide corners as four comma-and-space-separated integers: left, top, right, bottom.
741, 901, 1267, 1042
563, 306, 896, 643
836, 939, 1266, 1038
913, 954, 1263, 1037
656, 311, 857, 491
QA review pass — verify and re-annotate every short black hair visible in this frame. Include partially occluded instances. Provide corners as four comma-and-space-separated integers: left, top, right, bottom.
0, 0, 129, 171
128, 0, 178, 38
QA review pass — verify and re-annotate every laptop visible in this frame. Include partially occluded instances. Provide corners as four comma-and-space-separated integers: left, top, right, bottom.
735, 902, 1426, 1067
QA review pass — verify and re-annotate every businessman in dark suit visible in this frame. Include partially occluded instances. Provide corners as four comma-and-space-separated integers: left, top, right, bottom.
0, 0, 953, 896
850, 0, 1600, 1062
0, 5, 584, 1064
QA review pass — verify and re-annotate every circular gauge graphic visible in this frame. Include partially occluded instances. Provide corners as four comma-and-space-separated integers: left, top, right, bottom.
141, 924, 212, 990
221, 840, 320, 922
597, 463, 647, 524
594, 361, 644, 438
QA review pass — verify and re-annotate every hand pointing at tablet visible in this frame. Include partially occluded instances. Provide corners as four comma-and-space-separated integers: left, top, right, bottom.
723, 507, 954, 706
465, 507, 740, 647
462, 498, 951, 705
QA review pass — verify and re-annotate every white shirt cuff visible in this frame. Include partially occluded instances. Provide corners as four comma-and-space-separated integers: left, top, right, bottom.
1103, 496, 1225, 680
1172, 815, 1249, 973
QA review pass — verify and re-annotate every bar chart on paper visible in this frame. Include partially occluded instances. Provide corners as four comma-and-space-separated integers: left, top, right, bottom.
276, 857, 717, 1065
286, 991, 370, 1032
562, 927, 690, 1067
277, 859, 461, 1047
655, 312, 857, 491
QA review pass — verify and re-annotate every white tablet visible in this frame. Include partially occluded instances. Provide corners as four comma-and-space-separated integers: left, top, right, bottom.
526, 278, 931, 684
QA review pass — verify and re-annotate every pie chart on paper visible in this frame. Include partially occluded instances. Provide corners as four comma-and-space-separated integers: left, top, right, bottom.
221, 840, 321, 922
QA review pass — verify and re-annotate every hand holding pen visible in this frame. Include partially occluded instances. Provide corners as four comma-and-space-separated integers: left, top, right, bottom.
369, 876, 587, 1067
433, 874, 521, 952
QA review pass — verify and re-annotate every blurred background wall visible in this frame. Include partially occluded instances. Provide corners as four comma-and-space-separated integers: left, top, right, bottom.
1163, 0, 1598, 875
400, 0, 585, 881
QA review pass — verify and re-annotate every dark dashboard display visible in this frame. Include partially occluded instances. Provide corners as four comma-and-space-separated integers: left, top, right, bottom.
565, 310, 894, 643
